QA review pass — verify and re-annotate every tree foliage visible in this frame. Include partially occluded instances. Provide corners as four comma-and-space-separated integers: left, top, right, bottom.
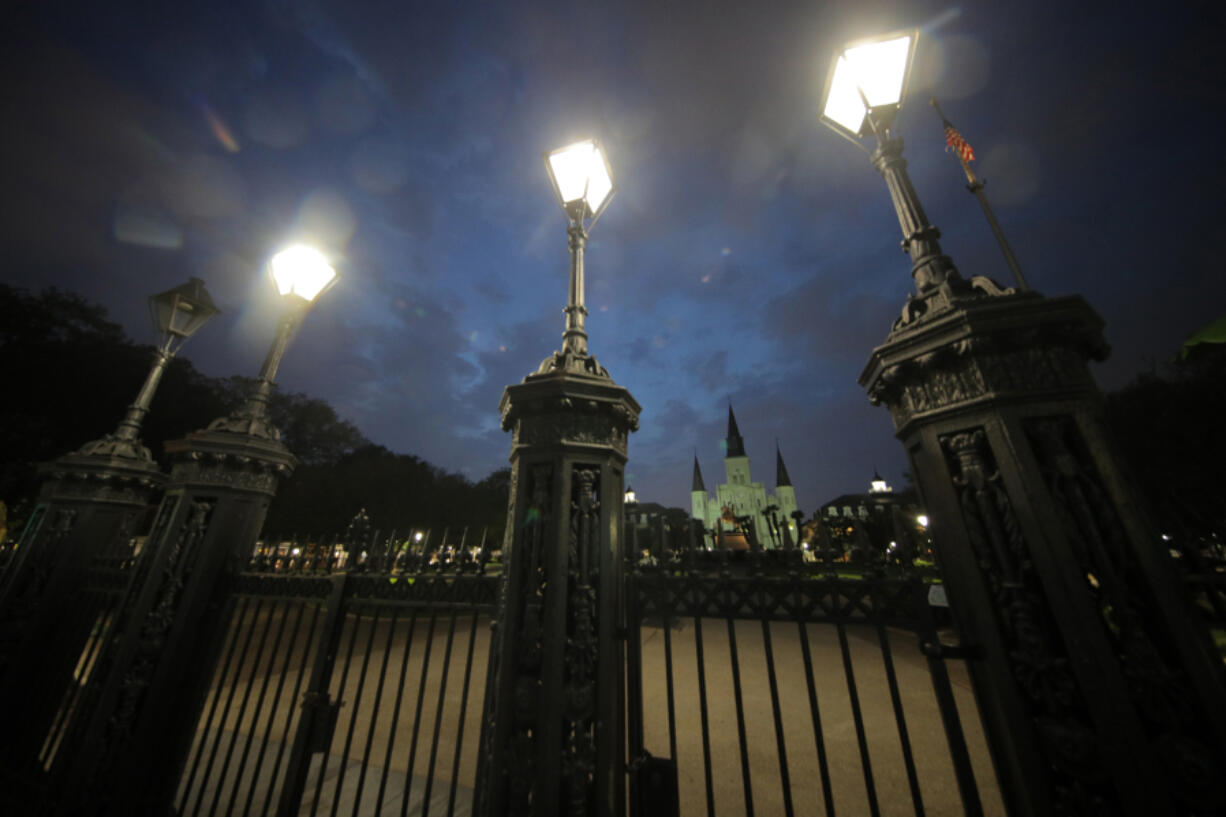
1105, 352, 1226, 545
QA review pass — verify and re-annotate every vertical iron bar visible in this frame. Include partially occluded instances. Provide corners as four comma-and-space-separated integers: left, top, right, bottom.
693, 616, 716, 817
761, 618, 794, 817
797, 620, 836, 817
308, 604, 362, 817
41, 601, 114, 767
662, 610, 678, 765
243, 599, 310, 817
374, 609, 420, 815
349, 607, 399, 816
191, 597, 261, 817
726, 617, 755, 817
625, 573, 645, 817
329, 606, 381, 817
224, 598, 293, 816
834, 595, 880, 817
919, 615, 985, 817
446, 611, 481, 817
264, 600, 324, 817
876, 623, 926, 816
420, 608, 459, 817
208, 597, 278, 817
399, 608, 439, 817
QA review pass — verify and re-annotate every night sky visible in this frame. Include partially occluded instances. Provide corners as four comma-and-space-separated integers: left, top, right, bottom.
3, 2, 1223, 514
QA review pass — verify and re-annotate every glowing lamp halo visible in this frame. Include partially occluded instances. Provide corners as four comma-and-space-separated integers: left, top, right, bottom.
820, 29, 918, 143
268, 245, 339, 302
544, 138, 616, 223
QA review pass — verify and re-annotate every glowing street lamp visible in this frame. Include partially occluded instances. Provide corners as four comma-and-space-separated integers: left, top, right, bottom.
820, 31, 968, 306
544, 138, 615, 358
218, 245, 337, 436
820, 32, 917, 143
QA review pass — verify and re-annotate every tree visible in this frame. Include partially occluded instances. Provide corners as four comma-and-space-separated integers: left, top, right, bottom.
1106, 354, 1226, 547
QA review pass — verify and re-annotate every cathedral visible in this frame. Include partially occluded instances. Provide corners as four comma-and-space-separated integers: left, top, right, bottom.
691, 406, 800, 549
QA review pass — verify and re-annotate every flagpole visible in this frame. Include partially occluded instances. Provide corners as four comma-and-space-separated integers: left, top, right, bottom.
930, 98, 1031, 292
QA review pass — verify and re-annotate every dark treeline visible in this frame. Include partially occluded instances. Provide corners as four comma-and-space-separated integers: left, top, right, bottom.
0, 284, 508, 541
1105, 350, 1226, 548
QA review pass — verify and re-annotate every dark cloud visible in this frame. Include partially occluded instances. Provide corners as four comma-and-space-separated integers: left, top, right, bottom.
4, 0, 1224, 517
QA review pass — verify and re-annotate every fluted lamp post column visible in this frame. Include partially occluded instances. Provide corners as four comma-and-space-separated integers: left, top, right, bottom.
477, 139, 640, 817
822, 31, 1226, 816
0, 278, 219, 776
57, 247, 340, 813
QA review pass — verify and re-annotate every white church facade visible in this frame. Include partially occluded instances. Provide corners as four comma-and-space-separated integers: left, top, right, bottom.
691, 406, 800, 549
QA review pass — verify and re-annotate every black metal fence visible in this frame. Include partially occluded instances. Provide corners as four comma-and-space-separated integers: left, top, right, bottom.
626, 550, 1004, 817
26, 519, 1201, 816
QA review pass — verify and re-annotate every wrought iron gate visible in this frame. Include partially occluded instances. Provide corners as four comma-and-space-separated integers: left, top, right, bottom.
172, 563, 499, 817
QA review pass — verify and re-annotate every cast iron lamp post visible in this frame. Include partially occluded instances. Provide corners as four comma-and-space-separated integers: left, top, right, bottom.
54, 246, 343, 813
823, 30, 1226, 816
0, 276, 218, 613
539, 138, 615, 369
819, 31, 1012, 322
477, 140, 640, 817
0, 278, 219, 774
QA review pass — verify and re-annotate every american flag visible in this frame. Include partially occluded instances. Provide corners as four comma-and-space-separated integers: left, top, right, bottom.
944, 122, 975, 163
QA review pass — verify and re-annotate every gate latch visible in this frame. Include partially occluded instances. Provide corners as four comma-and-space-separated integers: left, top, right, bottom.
629, 753, 679, 817
920, 639, 984, 661
301, 691, 342, 753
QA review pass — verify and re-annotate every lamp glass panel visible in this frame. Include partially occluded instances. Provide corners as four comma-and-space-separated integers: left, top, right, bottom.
823, 55, 869, 134
844, 35, 912, 108
270, 246, 337, 301
150, 298, 174, 335
169, 301, 196, 334
547, 140, 613, 212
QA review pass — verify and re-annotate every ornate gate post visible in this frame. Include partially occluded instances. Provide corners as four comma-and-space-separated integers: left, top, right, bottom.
476, 349, 640, 817
861, 288, 1226, 815
53, 396, 296, 814
0, 436, 165, 778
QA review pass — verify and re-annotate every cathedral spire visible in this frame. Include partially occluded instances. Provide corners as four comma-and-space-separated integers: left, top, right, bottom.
776, 440, 792, 487
725, 404, 746, 458
692, 453, 706, 492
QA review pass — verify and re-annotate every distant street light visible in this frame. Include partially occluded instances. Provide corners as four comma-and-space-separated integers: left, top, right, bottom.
624, 485, 637, 505
544, 138, 615, 359
94, 277, 221, 454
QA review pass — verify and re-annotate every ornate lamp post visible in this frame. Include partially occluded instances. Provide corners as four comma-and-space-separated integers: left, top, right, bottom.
0, 278, 219, 772
823, 31, 1226, 816
56, 247, 340, 812
477, 139, 639, 817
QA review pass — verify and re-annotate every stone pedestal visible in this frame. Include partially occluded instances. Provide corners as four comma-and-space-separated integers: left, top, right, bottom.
477, 351, 639, 817
861, 289, 1226, 816
54, 407, 296, 814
